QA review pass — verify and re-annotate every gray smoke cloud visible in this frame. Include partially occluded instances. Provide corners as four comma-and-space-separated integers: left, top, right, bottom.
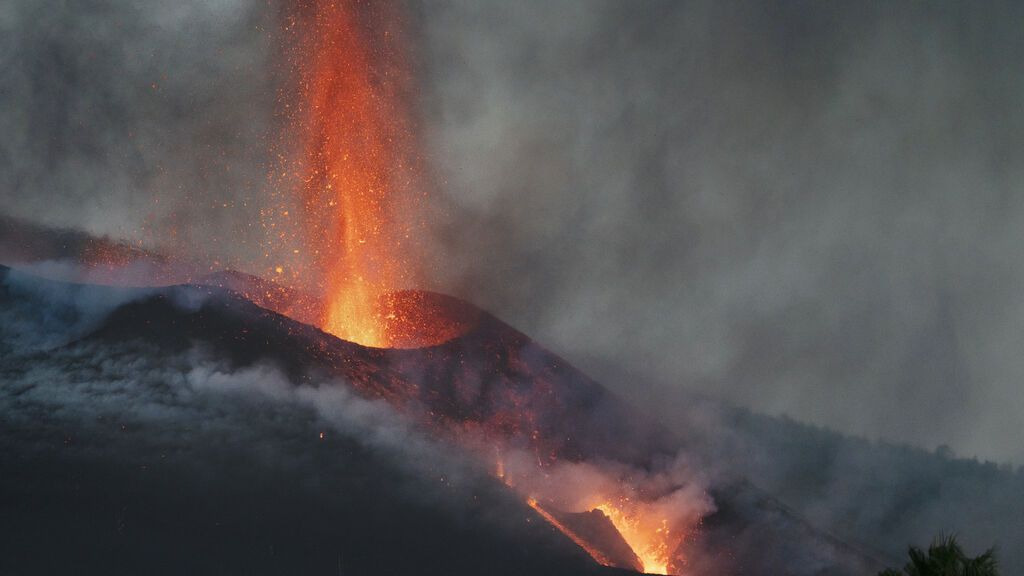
0, 0, 280, 266
2, 0, 1023, 474
414, 0, 1024, 466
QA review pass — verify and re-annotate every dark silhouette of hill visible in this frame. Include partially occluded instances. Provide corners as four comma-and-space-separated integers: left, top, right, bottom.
592, 359, 1024, 574
0, 265, 628, 576
0, 264, 891, 574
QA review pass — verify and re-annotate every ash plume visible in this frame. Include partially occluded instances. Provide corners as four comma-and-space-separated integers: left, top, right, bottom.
414, 0, 1024, 467
0, 0, 281, 268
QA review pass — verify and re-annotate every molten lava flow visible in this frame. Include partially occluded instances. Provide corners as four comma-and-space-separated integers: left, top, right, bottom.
276, 0, 426, 347
491, 450, 702, 575
523, 492, 682, 574
594, 500, 675, 575
526, 499, 617, 568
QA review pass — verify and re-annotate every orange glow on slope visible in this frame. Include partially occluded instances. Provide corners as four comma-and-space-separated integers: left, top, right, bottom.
594, 500, 677, 575
496, 459, 618, 570
276, 0, 425, 347
526, 499, 616, 568
493, 452, 697, 575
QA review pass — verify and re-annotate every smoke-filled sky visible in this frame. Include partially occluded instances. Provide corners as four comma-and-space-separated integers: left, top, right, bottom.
3, 1, 1024, 464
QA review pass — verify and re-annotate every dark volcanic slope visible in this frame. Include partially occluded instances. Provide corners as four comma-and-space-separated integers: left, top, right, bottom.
82, 275, 680, 468
680, 481, 886, 575
0, 265, 884, 575
0, 265, 624, 576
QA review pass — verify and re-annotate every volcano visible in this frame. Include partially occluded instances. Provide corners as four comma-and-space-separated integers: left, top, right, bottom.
0, 244, 887, 575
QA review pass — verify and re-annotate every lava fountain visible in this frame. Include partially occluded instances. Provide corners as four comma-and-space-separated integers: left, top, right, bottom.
271, 0, 426, 347
265, 2, 708, 573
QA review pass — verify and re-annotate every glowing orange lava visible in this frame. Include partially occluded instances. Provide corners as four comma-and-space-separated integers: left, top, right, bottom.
594, 500, 676, 575
494, 453, 692, 575
269, 4, 696, 570
526, 499, 617, 568
276, 0, 425, 347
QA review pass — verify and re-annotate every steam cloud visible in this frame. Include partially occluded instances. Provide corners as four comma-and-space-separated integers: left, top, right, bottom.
0, 0, 280, 266
414, 0, 1024, 467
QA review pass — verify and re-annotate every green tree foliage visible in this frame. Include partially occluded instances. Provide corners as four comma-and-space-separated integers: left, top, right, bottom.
878, 535, 998, 576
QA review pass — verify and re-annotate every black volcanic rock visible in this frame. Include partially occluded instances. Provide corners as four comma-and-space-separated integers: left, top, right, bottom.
0, 265, 887, 575
678, 480, 888, 575
70, 275, 680, 466
0, 265, 627, 576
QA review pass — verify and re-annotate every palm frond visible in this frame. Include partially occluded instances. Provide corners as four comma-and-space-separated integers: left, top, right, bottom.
882, 535, 999, 576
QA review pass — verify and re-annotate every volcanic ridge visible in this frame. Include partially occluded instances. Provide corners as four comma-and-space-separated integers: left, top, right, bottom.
0, 253, 886, 575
